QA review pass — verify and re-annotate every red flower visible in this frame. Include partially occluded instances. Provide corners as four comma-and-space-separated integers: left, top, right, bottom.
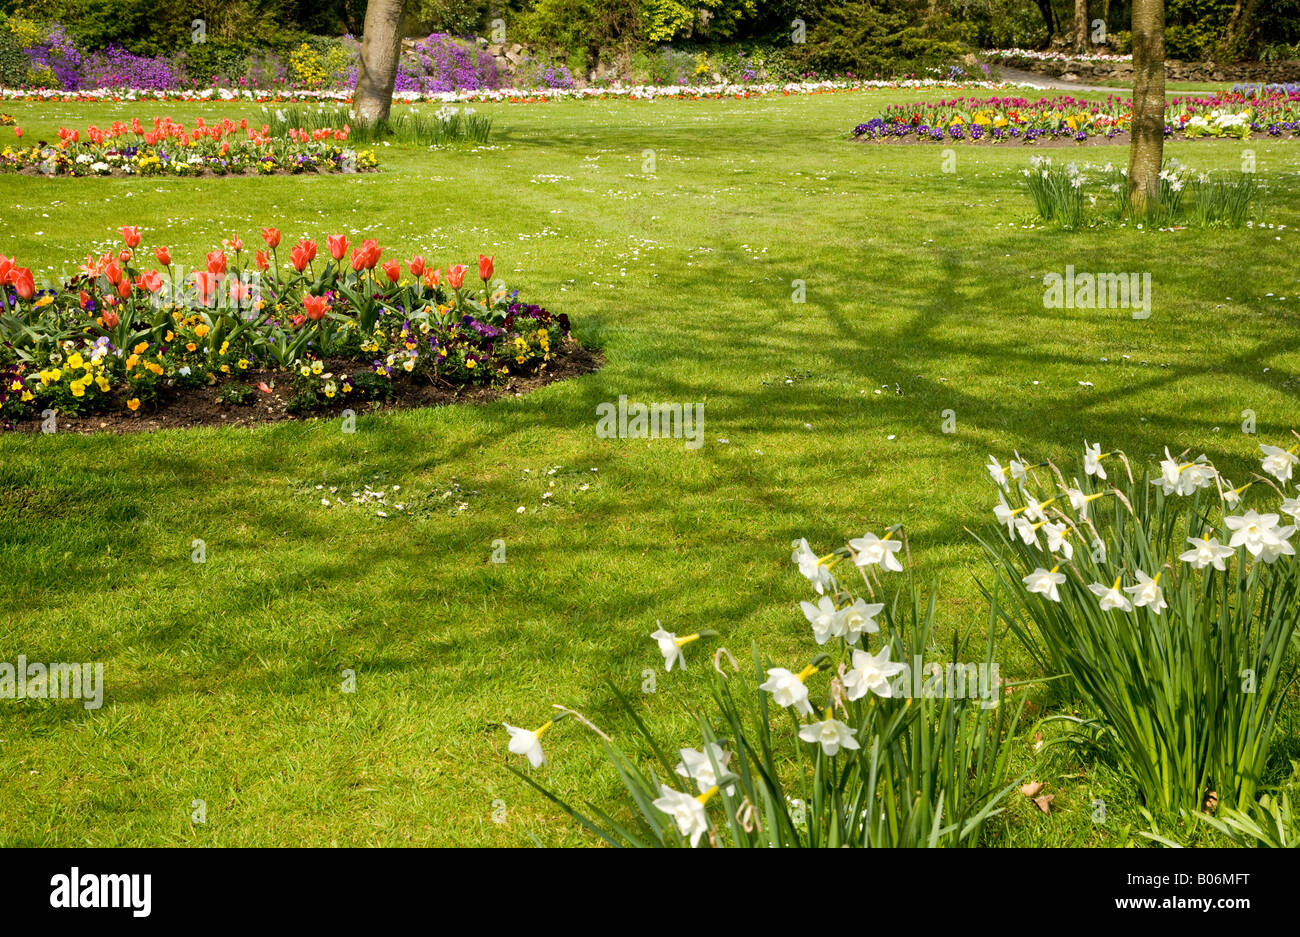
135, 270, 163, 293
121, 225, 142, 248
423, 268, 440, 289
102, 309, 119, 328
78, 289, 92, 309
206, 250, 228, 275
382, 260, 402, 283
256, 250, 269, 271
289, 314, 307, 329
327, 234, 349, 261
115, 277, 131, 299
302, 294, 329, 321
227, 234, 243, 252
478, 254, 494, 282
0, 254, 13, 282
408, 255, 426, 277
447, 264, 468, 289
195, 271, 220, 305
13, 127, 21, 138
11, 268, 34, 299
154, 246, 171, 266
261, 226, 281, 249
104, 259, 123, 285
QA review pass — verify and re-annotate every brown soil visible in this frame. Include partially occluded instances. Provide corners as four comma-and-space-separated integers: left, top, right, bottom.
8, 339, 602, 436
854, 130, 1299, 147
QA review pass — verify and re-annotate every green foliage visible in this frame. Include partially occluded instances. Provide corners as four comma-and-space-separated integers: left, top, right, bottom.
791, 0, 973, 78
0, 18, 29, 87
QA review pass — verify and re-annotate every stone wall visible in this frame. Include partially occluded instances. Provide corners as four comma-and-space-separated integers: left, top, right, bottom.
992, 56, 1300, 84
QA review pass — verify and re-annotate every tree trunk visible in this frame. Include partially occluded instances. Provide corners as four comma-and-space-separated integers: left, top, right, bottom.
1035, 0, 1057, 39
1219, 0, 1260, 62
1074, 0, 1089, 52
353, 0, 406, 127
1128, 0, 1165, 216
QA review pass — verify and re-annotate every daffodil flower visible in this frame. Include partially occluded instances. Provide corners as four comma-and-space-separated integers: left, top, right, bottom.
651, 625, 699, 671
1023, 566, 1066, 602
801, 596, 840, 645
843, 645, 907, 700
1281, 496, 1300, 523
1084, 441, 1108, 480
1178, 535, 1235, 571
652, 784, 716, 847
798, 714, 861, 756
675, 744, 734, 795
835, 598, 884, 645
1124, 570, 1167, 614
1225, 510, 1296, 563
1043, 521, 1073, 559
1014, 515, 1042, 547
1088, 576, 1133, 612
503, 715, 566, 768
1061, 480, 1107, 517
987, 455, 1010, 490
792, 538, 836, 595
759, 666, 816, 715
1260, 443, 1300, 484
848, 530, 903, 572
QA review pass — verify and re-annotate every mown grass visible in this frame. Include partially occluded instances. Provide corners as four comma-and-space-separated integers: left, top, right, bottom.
1, 89, 1299, 845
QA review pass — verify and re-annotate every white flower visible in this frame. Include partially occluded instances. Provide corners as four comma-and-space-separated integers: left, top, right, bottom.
1124, 570, 1167, 614
650, 625, 692, 671
1259, 444, 1299, 484
503, 723, 548, 768
1225, 510, 1296, 563
792, 538, 835, 595
986, 455, 1010, 490
1014, 515, 1041, 547
652, 785, 710, 847
759, 667, 814, 715
1063, 484, 1089, 514
1009, 456, 1029, 483
843, 646, 907, 700
848, 531, 903, 572
675, 744, 734, 795
1023, 566, 1066, 602
993, 492, 1017, 533
1084, 441, 1107, 480
1179, 535, 1235, 571
835, 598, 884, 645
1043, 521, 1074, 559
798, 717, 861, 756
1281, 496, 1300, 523
801, 595, 840, 644
1087, 579, 1132, 612
1021, 490, 1047, 523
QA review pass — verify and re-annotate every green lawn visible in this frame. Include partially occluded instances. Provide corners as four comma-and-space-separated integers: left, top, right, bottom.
2, 89, 1299, 846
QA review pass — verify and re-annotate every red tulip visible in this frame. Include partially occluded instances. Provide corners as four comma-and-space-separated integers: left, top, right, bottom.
478, 254, 494, 282
423, 268, 440, 289
290, 245, 310, 273
13, 127, 21, 138
302, 294, 329, 321
382, 260, 402, 283
206, 250, 227, 275
78, 289, 91, 309
261, 226, 281, 249
229, 279, 251, 303
119, 249, 132, 263
154, 246, 171, 266
327, 234, 349, 261
195, 271, 219, 305
116, 276, 132, 299
447, 264, 467, 290
0, 254, 13, 282
104, 259, 122, 285
295, 238, 317, 264
121, 225, 142, 248
11, 268, 34, 300
255, 250, 269, 271
289, 314, 306, 329
408, 255, 426, 277
102, 309, 119, 328
227, 234, 243, 252
135, 270, 163, 293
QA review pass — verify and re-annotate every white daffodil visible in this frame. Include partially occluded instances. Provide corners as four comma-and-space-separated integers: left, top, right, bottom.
1084, 441, 1107, 480
1155, 448, 1216, 496
993, 492, 1019, 534
843, 646, 908, 701
835, 598, 884, 645
1014, 515, 1041, 548
675, 744, 734, 795
1124, 569, 1167, 614
503, 718, 561, 768
1225, 510, 1297, 562
1282, 496, 1300, 523
798, 716, 861, 757
848, 531, 903, 572
1021, 490, 1048, 523
792, 538, 836, 595
1043, 521, 1074, 560
1062, 480, 1106, 518
1023, 566, 1066, 602
651, 625, 699, 671
1088, 577, 1132, 612
987, 455, 1010, 490
801, 595, 840, 644
760, 667, 815, 715
1179, 535, 1235, 571
1260, 443, 1299, 484
1009, 454, 1029, 483
652, 784, 714, 847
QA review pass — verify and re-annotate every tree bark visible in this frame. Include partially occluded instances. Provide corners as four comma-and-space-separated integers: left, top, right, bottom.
1128, 0, 1165, 216
353, 0, 406, 127
1075, 0, 1090, 52
1035, 0, 1057, 39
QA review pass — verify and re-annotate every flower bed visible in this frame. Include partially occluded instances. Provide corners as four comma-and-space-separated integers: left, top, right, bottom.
853, 89, 1300, 144
0, 227, 583, 433
0, 116, 377, 176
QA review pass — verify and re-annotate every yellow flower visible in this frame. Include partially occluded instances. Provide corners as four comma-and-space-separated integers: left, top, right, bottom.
164, 330, 174, 342
126, 354, 138, 370
465, 359, 476, 369
67, 353, 84, 369
71, 382, 85, 397
127, 398, 140, 411
95, 376, 110, 392
146, 362, 164, 376
133, 342, 148, 355
186, 342, 197, 352
195, 324, 210, 338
